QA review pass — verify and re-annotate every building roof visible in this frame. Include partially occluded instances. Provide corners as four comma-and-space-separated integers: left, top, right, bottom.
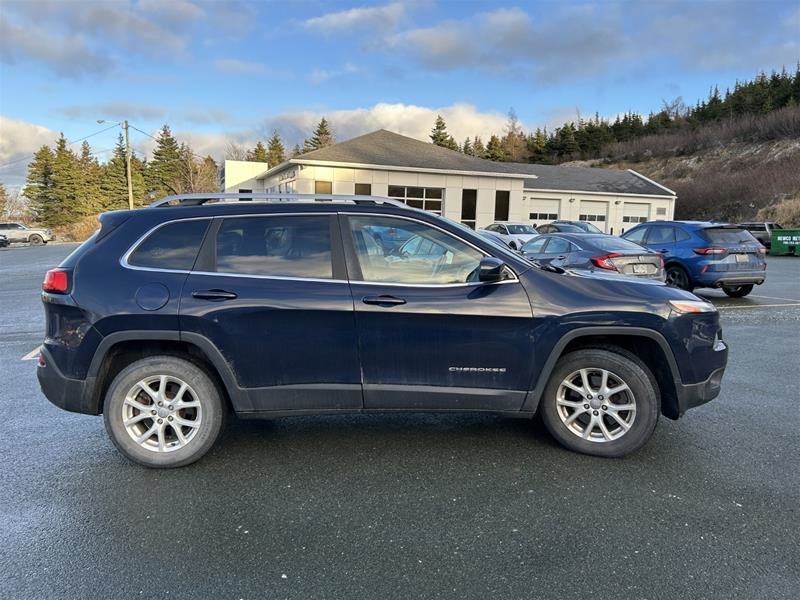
274, 129, 674, 197
295, 129, 523, 176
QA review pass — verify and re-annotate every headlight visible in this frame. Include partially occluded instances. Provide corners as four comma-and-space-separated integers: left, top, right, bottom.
668, 300, 717, 313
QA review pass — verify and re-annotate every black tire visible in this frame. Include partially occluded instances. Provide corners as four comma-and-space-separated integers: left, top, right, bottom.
722, 284, 754, 298
29, 234, 44, 246
539, 348, 659, 458
665, 264, 692, 291
103, 356, 225, 468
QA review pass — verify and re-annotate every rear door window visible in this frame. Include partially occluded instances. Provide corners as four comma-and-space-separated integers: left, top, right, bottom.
545, 237, 571, 254
522, 237, 548, 253
128, 219, 209, 270
645, 226, 676, 245
215, 215, 332, 279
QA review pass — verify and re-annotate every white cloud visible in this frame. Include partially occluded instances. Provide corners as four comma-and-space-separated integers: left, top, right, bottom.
0, 116, 59, 188
138, 0, 206, 23
263, 102, 526, 148
303, 2, 406, 33
308, 63, 361, 85
213, 58, 269, 75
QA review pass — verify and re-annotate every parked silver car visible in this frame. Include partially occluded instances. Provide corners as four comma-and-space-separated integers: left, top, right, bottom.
480, 222, 538, 250
0, 222, 53, 245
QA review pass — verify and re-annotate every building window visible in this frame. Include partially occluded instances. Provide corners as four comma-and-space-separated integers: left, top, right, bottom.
354, 183, 371, 196
315, 181, 332, 195
461, 189, 477, 229
387, 185, 444, 215
238, 188, 252, 194
656, 207, 667, 216
622, 215, 648, 223
494, 191, 510, 222
529, 212, 558, 221
579, 213, 606, 222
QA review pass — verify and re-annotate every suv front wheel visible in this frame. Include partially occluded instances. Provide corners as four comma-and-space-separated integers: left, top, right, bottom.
539, 348, 659, 457
103, 356, 225, 468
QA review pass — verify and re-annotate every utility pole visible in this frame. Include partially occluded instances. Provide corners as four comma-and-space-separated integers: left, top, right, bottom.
123, 120, 134, 210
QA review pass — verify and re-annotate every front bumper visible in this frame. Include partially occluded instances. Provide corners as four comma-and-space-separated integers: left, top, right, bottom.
675, 366, 725, 417
37, 346, 98, 415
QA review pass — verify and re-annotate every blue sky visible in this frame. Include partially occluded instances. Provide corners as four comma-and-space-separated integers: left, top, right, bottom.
1, 0, 798, 187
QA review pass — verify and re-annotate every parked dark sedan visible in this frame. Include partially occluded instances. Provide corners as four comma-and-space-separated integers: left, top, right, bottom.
521, 233, 665, 280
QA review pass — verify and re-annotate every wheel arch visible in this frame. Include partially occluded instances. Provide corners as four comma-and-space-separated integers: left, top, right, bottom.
524, 327, 682, 419
86, 331, 245, 414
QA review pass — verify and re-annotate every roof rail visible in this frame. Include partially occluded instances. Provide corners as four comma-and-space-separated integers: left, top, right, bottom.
148, 192, 411, 209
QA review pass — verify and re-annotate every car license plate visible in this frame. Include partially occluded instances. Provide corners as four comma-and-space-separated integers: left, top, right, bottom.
736, 253, 749, 263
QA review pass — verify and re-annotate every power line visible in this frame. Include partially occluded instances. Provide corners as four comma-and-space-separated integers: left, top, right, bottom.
0, 123, 121, 171
128, 124, 213, 162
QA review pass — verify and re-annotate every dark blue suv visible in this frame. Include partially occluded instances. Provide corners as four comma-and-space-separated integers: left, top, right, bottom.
621, 221, 766, 297
37, 194, 728, 467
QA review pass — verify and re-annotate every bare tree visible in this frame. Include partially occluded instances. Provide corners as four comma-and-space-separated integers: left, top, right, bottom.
224, 141, 248, 161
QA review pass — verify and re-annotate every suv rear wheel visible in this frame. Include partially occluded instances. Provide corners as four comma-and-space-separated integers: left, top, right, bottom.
722, 284, 753, 298
29, 234, 44, 246
539, 348, 659, 457
103, 356, 224, 468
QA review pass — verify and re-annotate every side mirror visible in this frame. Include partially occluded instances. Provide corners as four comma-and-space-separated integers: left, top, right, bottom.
478, 257, 506, 283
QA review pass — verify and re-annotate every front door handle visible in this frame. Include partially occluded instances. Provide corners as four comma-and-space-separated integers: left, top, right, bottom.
362, 295, 406, 307
192, 289, 238, 301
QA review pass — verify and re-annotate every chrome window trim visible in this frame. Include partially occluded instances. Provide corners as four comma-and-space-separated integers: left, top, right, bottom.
120, 211, 521, 288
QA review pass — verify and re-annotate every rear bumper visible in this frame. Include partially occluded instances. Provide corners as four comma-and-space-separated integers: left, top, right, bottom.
695, 270, 765, 287
675, 366, 725, 417
37, 346, 98, 415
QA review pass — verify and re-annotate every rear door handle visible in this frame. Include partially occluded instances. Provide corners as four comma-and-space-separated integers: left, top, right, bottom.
362, 295, 406, 307
191, 289, 238, 301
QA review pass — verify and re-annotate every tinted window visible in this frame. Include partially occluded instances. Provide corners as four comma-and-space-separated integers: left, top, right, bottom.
216, 215, 332, 279
554, 224, 584, 233
348, 216, 483, 284
354, 183, 371, 195
646, 226, 676, 244
701, 227, 758, 245
507, 225, 537, 234
314, 181, 332, 194
129, 219, 209, 270
623, 227, 647, 243
546, 238, 571, 253
495, 191, 510, 221
522, 237, 548, 253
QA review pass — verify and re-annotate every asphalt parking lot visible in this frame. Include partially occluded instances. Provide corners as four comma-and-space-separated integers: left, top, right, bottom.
1, 243, 799, 599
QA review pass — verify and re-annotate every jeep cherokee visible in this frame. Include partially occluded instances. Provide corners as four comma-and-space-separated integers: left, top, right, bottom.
37, 194, 728, 468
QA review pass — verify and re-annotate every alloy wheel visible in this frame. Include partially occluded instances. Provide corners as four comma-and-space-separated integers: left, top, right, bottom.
556, 368, 637, 442
122, 375, 202, 452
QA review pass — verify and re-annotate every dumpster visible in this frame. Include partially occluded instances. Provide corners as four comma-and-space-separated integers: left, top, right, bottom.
770, 229, 800, 256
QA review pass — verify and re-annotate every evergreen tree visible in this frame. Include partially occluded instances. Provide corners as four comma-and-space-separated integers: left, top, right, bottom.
101, 134, 146, 210
485, 135, 505, 161
430, 115, 460, 151
23, 145, 55, 222
304, 117, 334, 152
45, 133, 82, 226
462, 137, 473, 155
266, 131, 286, 166
77, 141, 104, 214
147, 125, 182, 198
472, 136, 486, 158
291, 143, 303, 158
526, 129, 549, 163
246, 141, 269, 163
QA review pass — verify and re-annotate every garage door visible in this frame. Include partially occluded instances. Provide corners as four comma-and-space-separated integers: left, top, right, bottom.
579, 200, 608, 233
528, 199, 560, 223
622, 203, 650, 230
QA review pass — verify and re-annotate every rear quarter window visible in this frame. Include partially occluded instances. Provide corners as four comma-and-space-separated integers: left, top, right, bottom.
128, 219, 209, 270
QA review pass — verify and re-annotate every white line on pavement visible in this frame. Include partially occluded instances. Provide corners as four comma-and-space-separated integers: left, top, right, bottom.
717, 303, 800, 310
21, 346, 41, 361
750, 295, 800, 302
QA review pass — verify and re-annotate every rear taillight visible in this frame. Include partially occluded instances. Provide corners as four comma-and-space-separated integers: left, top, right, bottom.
42, 269, 69, 293
693, 247, 727, 255
590, 253, 622, 271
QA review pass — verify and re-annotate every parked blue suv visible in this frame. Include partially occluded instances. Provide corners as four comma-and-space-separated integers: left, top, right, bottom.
621, 221, 766, 297
38, 194, 728, 468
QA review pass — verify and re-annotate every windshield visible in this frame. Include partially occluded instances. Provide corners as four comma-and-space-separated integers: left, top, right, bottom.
507, 225, 536, 234
574, 221, 603, 233
701, 227, 758, 245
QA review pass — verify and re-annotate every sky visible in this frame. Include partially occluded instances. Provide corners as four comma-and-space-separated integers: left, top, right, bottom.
0, 0, 798, 188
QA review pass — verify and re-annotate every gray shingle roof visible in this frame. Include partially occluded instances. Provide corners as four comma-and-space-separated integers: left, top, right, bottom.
291, 130, 672, 197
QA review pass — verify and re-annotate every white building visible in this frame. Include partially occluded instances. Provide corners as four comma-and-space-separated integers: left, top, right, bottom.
221, 129, 676, 234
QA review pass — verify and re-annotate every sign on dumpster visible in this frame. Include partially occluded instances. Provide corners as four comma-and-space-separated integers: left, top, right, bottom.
770, 230, 800, 256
